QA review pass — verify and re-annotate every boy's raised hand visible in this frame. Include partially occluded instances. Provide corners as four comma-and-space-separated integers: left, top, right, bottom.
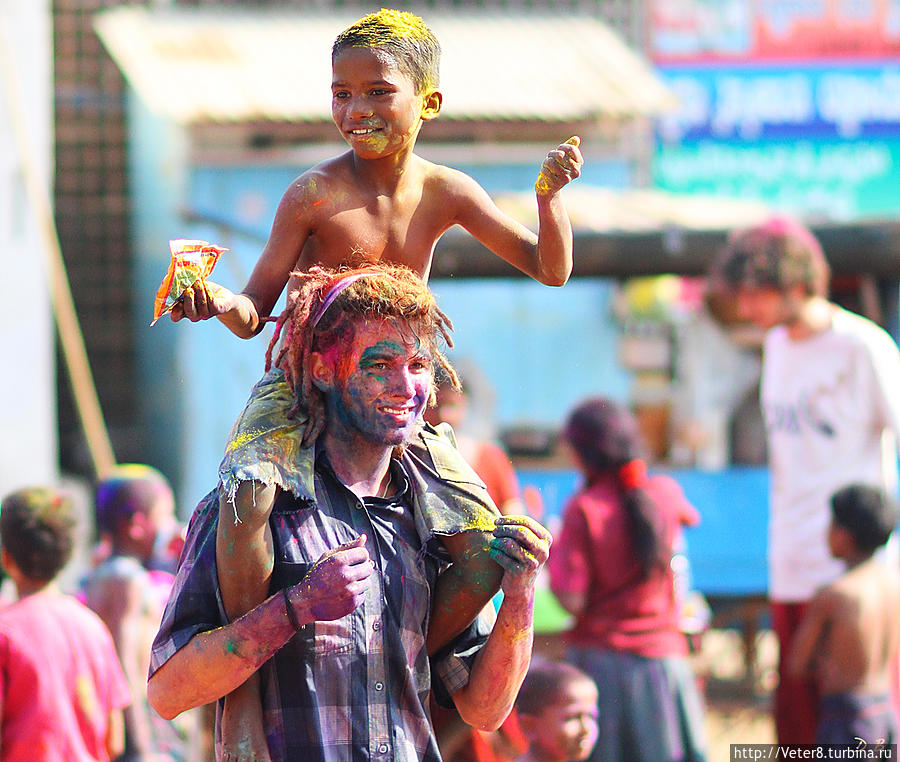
170, 279, 234, 322
489, 516, 552, 600
535, 136, 583, 196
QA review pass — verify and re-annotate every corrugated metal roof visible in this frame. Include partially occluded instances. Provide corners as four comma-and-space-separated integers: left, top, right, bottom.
94, 6, 676, 125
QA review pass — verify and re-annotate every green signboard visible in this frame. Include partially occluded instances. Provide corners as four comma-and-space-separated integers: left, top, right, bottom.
654, 138, 900, 220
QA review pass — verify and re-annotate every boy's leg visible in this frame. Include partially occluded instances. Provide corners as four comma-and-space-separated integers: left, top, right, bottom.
772, 601, 820, 745
216, 481, 278, 762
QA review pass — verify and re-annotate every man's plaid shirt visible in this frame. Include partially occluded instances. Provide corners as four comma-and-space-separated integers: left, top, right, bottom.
151, 442, 498, 762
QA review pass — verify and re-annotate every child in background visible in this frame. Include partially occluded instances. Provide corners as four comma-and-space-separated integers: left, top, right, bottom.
512, 657, 599, 762
0, 486, 131, 761
788, 484, 900, 747
172, 9, 581, 758
82, 464, 194, 762
548, 397, 707, 762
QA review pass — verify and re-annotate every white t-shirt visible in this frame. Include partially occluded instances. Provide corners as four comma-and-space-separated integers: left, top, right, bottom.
762, 307, 900, 601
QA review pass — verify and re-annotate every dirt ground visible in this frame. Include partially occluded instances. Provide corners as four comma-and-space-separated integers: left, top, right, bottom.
701, 628, 778, 760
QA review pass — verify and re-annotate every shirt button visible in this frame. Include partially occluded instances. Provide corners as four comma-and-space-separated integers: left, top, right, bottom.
374, 681, 384, 691
372, 621, 381, 631
378, 744, 388, 754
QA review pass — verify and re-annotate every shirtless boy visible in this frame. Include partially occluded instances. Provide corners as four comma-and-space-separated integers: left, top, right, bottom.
788, 484, 900, 747
172, 10, 582, 332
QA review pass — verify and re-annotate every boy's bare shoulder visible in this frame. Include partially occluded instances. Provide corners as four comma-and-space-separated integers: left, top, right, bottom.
809, 579, 845, 612
278, 152, 358, 209
419, 156, 485, 197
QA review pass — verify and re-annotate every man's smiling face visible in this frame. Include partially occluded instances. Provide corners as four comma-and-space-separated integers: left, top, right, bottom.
318, 317, 433, 449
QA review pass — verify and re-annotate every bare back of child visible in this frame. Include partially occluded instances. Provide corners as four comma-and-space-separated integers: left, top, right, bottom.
789, 484, 900, 746
799, 560, 900, 696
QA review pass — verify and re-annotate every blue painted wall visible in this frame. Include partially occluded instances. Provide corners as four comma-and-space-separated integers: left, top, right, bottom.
519, 466, 770, 597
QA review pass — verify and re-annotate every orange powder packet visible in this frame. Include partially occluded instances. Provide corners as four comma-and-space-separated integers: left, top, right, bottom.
151, 239, 228, 325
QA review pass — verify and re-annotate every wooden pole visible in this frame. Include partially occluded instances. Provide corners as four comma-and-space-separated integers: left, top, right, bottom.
0, 12, 117, 479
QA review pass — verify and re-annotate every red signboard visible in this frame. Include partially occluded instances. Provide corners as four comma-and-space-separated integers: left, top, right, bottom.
651, 0, 900, 63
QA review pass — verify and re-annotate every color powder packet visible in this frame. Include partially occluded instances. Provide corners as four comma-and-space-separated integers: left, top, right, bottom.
151, 239, 228, 325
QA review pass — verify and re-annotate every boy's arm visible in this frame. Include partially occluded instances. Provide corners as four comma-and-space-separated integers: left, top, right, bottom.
174, 176, 318, 337
787, 589, 834, 678
450, 138, 582, 287
105, 708, 126, 760
451, 516, 551, 731
427, 529, 502, 655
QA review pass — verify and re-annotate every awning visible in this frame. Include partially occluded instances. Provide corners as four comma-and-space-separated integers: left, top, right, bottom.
94, 6, 676, 125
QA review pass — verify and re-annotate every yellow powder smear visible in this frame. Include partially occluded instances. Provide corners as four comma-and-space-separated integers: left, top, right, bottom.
338, 9, 437, 90
345, 9, 431, 44
535, 136, 581, 196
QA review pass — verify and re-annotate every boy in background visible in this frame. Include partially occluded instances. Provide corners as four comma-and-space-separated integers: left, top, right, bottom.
789, 483, 900, 747
83, 465, 193, 761
0, 486, 131, 761
513, 657, 599, 762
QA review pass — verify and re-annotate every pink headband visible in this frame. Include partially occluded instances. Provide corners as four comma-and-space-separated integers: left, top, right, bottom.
310, 269, 379, 327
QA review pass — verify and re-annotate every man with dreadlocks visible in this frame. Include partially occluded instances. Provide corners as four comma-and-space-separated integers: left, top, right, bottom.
148, 265, 551, 762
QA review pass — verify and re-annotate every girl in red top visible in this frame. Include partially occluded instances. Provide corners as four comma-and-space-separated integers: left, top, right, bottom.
548, 397, 707, 762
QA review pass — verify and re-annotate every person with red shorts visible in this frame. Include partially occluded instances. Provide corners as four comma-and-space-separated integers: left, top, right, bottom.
709, 217, 900, 745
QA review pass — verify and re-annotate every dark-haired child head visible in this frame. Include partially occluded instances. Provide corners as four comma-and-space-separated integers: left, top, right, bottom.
515, 658, 599, 762
828, 483, 899, 561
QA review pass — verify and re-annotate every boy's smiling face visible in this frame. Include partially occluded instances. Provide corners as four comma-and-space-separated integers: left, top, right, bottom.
331, 46, 440, 159
523, 678, 599, 761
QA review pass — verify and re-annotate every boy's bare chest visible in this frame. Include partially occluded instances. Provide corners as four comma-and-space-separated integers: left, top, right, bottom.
304, 194, 449, 276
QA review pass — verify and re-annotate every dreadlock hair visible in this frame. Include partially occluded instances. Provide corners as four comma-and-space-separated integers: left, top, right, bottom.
562, 397, 668, 580
265, 264, 458, 447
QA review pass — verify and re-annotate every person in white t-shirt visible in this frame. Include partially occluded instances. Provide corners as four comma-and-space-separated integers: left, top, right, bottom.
710, 216, 900, 746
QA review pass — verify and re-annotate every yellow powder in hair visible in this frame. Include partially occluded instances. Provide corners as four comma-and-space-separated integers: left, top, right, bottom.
345, 9, 432, 44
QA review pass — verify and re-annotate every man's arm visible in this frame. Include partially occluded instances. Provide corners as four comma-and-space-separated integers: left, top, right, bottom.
450, 516, 551, 730
148, 535, 373, 720
448, 139, 582, 287
787, 590, 833, 678
148, 589, 296, 720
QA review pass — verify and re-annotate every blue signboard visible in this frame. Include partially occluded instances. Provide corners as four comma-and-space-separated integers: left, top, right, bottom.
658, 62, 900, 142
